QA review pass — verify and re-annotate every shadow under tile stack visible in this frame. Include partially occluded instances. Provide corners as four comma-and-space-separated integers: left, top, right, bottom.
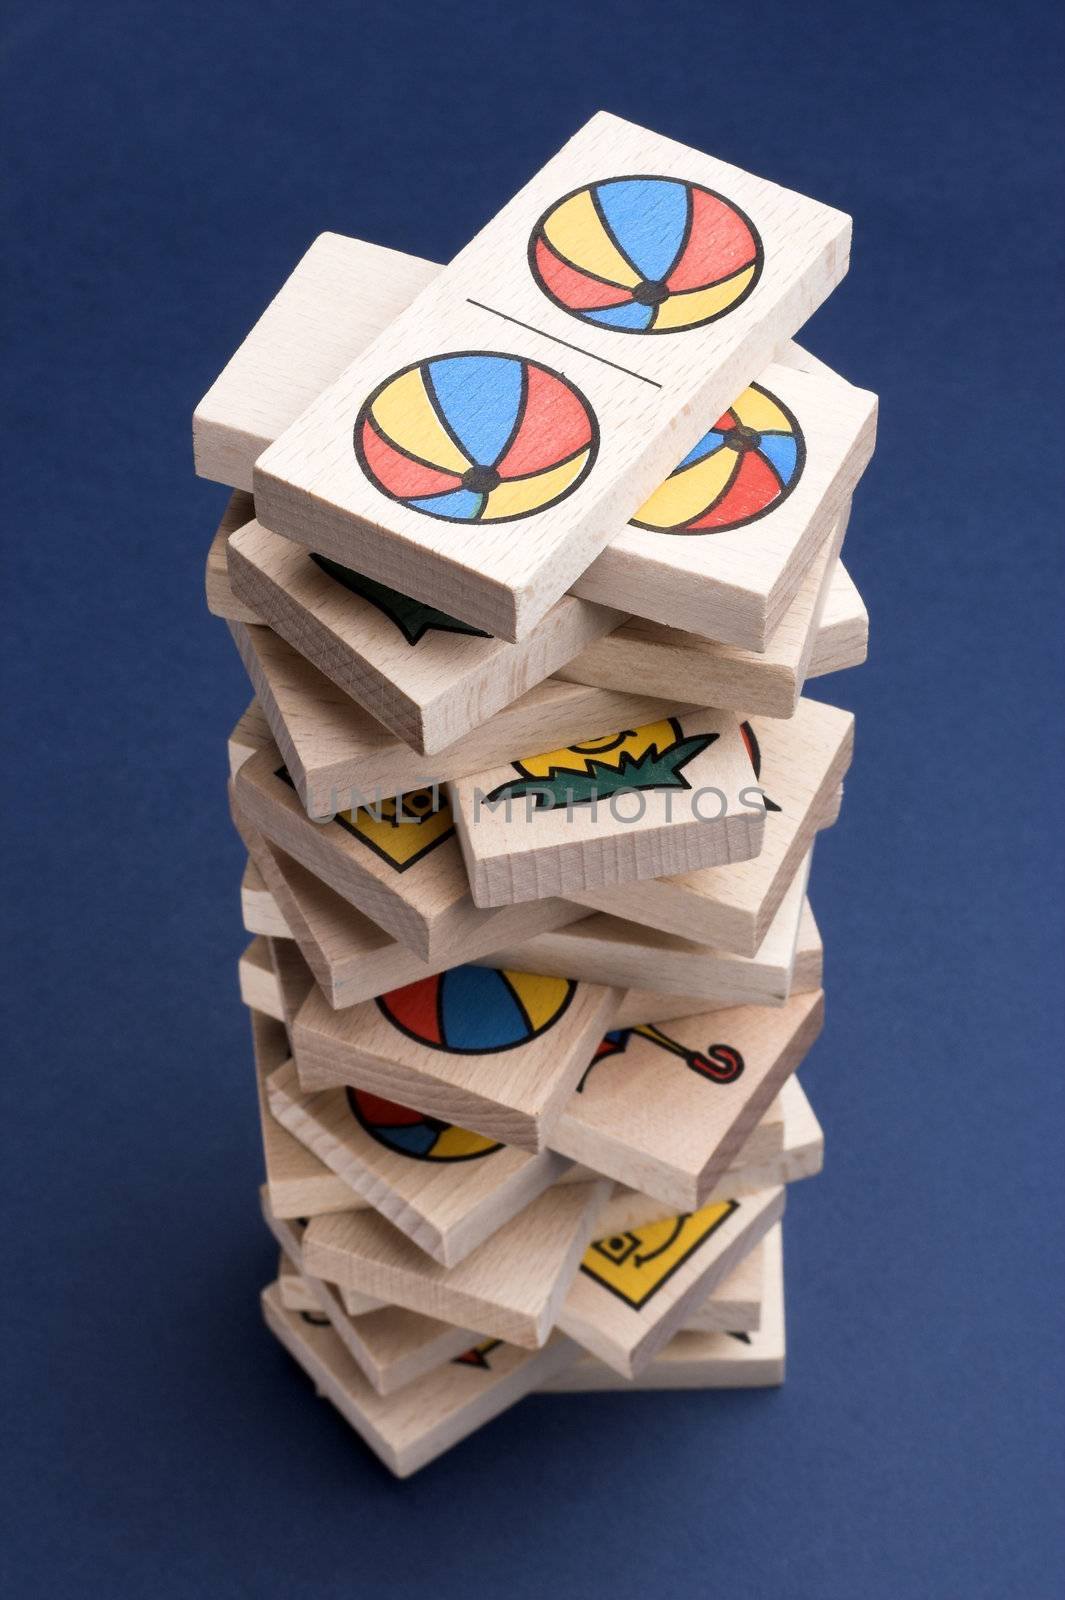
200, 112, 875, 1477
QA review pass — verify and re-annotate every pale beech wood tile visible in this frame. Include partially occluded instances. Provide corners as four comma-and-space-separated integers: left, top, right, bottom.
227, 512, 622, 755
248, 1004, 819, 1232
680, 1238, 764, 1333
229, 629, 695, 820
470, 848, 811, 1007
228, 699, 272, 778
195, 237, 439, 490
258, 1187, 381, 1314
252, 115, 850, 641
267, 1057, 571, 1267
238, 937, 284, 1022
559, 511, 847, 717
291, 969, 622, 1153
277, 1253, 321, 1313
205, 491, 260, 623
540, 1222, 785, 1390
449, 709, 765, 907
262, 1281, 577, 1476
614, 890, 822, 1024
557, 1186, 784, 1376
199, 222, 868, 650
274, 1250, 478, 1395
549, 989, 824, 1211
301, 1177, 610, 1349
236, 806, 587, 1009
250, 1013, 360, 1225
810, 560, 869, 675
570, 364, 875, 644
243, 885, 824, 1032
240, 858, 292, 939
265, 935, 315, 1028
570, 698, 853, 953
232, 742, 580, 963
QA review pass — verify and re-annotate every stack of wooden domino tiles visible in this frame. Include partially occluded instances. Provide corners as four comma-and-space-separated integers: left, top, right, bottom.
197, 113, 876, 1477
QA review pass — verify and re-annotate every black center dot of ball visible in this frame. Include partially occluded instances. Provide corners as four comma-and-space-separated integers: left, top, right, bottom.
462, 465, 501, 494
632, 279, 669, 306
724, 424, 762, 453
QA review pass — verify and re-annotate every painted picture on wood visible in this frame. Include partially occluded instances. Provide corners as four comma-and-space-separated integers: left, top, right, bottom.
354, 352, 598, 523
334, 786, 456, 870
631, 383, 805, 533
452, 1339, 503, 1369
578, 1026, 745, 1089
529, 176, 762, 333
345, 1086, 503, 1163
580, 1201, 739, 1307
309, 553, 489, 643
485, 718, 718, 811
375, 967, 578, 1054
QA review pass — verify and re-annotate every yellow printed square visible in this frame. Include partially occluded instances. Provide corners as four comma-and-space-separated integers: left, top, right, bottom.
335, 787, 455, 873
580, 1200, 738, 1310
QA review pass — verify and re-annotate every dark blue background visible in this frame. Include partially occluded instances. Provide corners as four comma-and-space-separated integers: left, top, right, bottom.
4, 2, 1063, 1594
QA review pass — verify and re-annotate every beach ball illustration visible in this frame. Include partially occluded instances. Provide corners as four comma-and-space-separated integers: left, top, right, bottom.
632, 383, 805, 534
354, 352, 598, 523
529, 176, 762, 334
376, 966, 577, 1055
346, 1087, 500, 1162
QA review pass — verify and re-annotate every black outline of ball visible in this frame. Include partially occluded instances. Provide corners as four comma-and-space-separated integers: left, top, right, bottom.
345, 1086, 502, 1164
527, 174, 764, 336
353, 351, 600, 524
374, 971, 578, 1056
629, 381, 806, 534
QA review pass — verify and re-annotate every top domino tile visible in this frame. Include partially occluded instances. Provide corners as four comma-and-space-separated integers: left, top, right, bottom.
254, 112, 850, 641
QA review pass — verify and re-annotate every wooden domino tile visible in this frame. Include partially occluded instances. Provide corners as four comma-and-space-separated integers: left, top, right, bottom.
247, 1000, 818, 1231
557, 1185, 784, 1377
540, 1222, 785, 1391
253, 114, 850, 640
470, 847, 812, 1007
249, 1010, 358, 1222
231, 744, 579, 963
571, 698, 853, 953
272, 1234, 480, 1395
258, 1190, 381, 1315
241, 858, 292, 939
449, 709, 765, 907
549, 988, 824, 1211
291, 967, 622, 1152
228, 631, 693, 820
679, 1239, 764, 1334
277, 1253, 321, 1313
239, 938, 284, 1021
245, 887, 825, 1035
228, 699, 272, 778
239, 813, 588, 1011
613, 889, 821, 1025
205, 490, 259, 624
227, 510, 622, 755
199, 227, 870, 651
267, 1056, 571, 1267
558, 512, 846, 718
569, 361, 876, 646
262, 1282, 577, 1476
265, 936, 315, 1027
592, 1073, 823, 1230
300, 1176, 610, 1348
275, 1250, 480, 1394
812, 560, 869, 674
277, 1209, 761, 1399
195, 237, 440, 491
